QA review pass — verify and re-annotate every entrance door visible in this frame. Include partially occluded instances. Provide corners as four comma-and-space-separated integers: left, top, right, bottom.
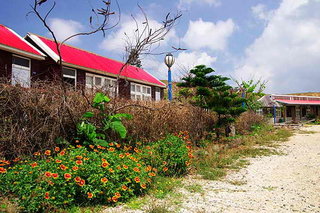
11, 55, 31, 88
155, 87, 161, 101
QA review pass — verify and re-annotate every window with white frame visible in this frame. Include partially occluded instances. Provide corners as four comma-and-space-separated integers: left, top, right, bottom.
130, 83, 151, 100
12, 55, 31, 88
62, 67, 76, 87
85, 73, 118, 96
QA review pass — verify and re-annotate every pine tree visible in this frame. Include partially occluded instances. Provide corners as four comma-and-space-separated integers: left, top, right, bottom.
177, 65, 246, 138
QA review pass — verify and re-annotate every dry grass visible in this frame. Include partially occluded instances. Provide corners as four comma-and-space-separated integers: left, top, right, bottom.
0, 81, 215, 158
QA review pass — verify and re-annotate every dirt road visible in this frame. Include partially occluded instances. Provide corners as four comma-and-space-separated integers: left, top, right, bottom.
180, 126, 320, 213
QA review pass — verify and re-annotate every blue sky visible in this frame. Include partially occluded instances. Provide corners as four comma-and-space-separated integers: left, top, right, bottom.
1, 0, 320, 93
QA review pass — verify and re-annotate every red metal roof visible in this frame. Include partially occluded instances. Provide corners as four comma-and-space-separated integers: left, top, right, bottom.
275, 99, 320, 105
0, 25, 43, 57
33, 35, 165, 87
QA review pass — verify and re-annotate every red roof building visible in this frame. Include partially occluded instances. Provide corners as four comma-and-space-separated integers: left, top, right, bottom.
259, 94, 320, 123
0, 25, 44, 60
0, 24, 165, 100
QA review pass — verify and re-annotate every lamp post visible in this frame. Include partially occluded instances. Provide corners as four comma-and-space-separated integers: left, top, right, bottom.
164, 53, 175, 101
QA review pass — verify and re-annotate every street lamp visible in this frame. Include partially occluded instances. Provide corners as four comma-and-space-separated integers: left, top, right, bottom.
164, 53, 175, 101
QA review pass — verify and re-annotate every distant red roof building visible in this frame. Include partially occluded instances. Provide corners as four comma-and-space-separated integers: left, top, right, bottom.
27, 33, 165, 88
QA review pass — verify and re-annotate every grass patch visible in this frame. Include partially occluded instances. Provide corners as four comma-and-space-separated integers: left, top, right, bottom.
228, 180, 247, 186
262, 186, 277, 191
184, 184, 203, 193
193, 125, 293, 180
149, 176, 182, 199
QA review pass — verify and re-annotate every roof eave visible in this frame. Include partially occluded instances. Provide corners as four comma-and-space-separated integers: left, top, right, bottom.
0, 43, 45, 60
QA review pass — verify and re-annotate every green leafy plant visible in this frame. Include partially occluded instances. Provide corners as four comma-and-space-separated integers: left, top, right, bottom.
138, 132, 192, 177
76, 93, 132, 147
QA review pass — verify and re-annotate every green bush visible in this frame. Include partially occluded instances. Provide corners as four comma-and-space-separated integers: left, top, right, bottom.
0, 145, 157, 212
138, 132, 192, 177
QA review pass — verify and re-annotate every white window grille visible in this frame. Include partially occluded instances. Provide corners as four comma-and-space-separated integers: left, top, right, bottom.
11, 55, 31, 88
62, 67, 76, 87
130, 83, 151, 100
85, 73, 118, 96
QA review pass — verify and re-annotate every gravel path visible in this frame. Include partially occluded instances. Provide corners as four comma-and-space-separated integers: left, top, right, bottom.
179, 125, 320, 213
104, 126, 320, 213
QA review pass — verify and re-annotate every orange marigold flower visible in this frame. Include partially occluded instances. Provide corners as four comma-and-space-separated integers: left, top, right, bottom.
137, 163, 142, 167
163, 161, 167, 165
33, 152, 41, 156
116, 165, 121, 170
134, 147, 139, 153
87, 192, 93, 199
76, 145, 82, 148
93, 149, 98, 152
54, 147, 60, 152
101, 177, 108, 183
30, 162, 38, 168
185, 161, 191, 166
78, 179, 85, 186
147, 178, 152, 183
46, 159, 51, 163
134, 177, 140, 183
140, 183, 147, 189
148, 172, 156, 177
76, 160, 83, 165
52, 173, 59, 179
186, 145, 192, 150
146, 165, 152, 172
76, 156, 83, 160
125, 152, 131, 156
64, 173, 72, 180
72, 166, 79, 171
48, 181, 54, 186
111, 196, 118, 202
116, 143, 121, 148
89, 145, 94, 149
74, 176, 81, 182
108, 147, 115, 152
152, 168, 158, 172
119, 154, 125, 158
101, 162, 110, 168
163, 167, 168, 172
114, 192, 121, 198
123, 165, 128, 169
60, 164, 67, 170
148, 151, 153, 155
121, 185, 128, 191
133, 167, 140, 172
109, 142, 114, 146
59, 150, 66, 156
108, 168, 114, 173
146, 146, 151, 150
44, 150, 51, 155
0, 167, 7, 173
44, 172, 51, 177
44, 192, 50, 199
55, 159, 62, 163
75, 140, 80, 143
13, 158, 21, 162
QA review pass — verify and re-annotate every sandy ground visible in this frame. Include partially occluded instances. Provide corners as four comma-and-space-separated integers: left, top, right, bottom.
179, 125, 320, 213
104, 125, 320, 213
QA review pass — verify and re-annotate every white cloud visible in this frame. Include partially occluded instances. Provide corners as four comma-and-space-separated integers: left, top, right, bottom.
100, 15, 177, 54
235, 0, 320, 94
183, 18, 235, 51
142, 51, 217, 81
48, 18, 84, 43
178, 0, 221, 9
251, 4, 274, 21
